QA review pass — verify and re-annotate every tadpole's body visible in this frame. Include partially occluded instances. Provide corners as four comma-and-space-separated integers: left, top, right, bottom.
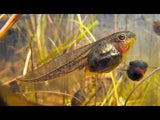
88, 40, 122, 73
18, 31, 136, 82
127, 60, 148, 81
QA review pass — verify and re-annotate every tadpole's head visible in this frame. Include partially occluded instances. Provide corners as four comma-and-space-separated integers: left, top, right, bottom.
113, 31, 136, 56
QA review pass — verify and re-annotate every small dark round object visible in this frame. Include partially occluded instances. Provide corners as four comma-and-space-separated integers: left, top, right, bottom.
116, 33, 126, 41
153, 21, 160, 35
9, 81, 20, 92
0, 96, 7, 106
7, 29, 15, 35
127, 60, 148, 81
71, 89, 85, 106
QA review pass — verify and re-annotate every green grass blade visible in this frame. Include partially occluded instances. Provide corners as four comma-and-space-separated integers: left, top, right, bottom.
109, 72, 119, 106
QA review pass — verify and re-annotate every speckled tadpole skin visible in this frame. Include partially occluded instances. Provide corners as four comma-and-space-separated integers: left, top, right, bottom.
18, 31, 136, 82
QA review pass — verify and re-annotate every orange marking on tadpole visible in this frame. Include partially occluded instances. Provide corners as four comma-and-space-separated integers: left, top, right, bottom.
135, 67, 145, 74
116, 44, 129, 53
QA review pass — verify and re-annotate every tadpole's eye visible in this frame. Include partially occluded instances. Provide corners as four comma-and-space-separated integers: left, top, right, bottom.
129, 62, 133, 66
116, 33, 126, 41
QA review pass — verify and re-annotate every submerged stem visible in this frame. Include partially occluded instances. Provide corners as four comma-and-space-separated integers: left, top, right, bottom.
124, 67, 160, 106
110, 72, 119, 106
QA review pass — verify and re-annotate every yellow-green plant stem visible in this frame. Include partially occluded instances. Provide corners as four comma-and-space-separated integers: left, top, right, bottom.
36, 14, 47, 60
139, 79, 153, 104
100, 74, 124, 106
48, 37, 60, 54
37, 20, 98, 66
65, 20, 98, 49
110, 71, 119, 106
23, 49, 31, 76
124, 67, 160, 106
76, 14, 97, 42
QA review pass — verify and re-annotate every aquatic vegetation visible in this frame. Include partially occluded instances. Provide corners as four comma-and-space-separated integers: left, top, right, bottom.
16, 31, 135, 82
0, 14, 160, 106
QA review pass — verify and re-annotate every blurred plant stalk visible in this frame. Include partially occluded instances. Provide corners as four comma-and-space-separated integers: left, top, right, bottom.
0, 14, 21, 40
0, 14, 6, 20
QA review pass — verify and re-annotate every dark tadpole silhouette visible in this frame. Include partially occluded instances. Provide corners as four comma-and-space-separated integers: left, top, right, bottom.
127, 60, 148, 81
153, 20, 160, 35
71, 89, 86, 106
